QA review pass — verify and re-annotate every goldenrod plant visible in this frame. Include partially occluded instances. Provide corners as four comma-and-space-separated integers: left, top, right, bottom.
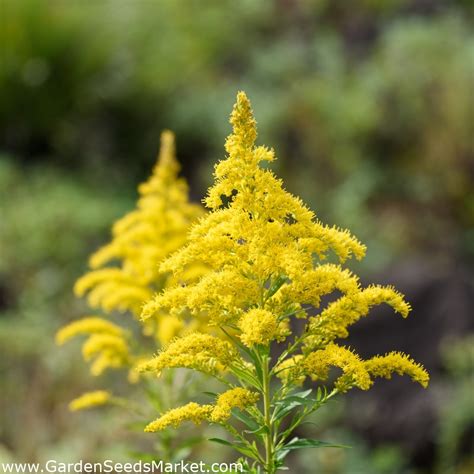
140, 92, 429, 473
56, 131, 206, 460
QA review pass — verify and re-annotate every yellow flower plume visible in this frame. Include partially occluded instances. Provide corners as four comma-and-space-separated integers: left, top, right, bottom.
75, 130, 204, 322
145, 92, 366, 330
58, 131, 206, 384
306, 285, 412, 347
134, 92, 429, 451
365, 352, 429, 388
285, 344, 429, 392
55, 317, 124, 345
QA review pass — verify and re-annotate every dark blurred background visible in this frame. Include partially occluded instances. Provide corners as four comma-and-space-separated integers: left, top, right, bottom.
0, 1, 473, 473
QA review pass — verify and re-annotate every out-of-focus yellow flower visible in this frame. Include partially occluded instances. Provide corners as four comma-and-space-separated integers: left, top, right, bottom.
74, 130, 204, 334
56, 317, 130, 376
55, 317, 124, 345
156, 314, 185, 346
58, 131, 205, 383
81, 333, 130, 376
69, 390, 111, 411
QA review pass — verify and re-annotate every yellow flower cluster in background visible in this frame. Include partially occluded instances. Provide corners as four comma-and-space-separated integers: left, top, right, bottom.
57, 131, 204, 408
74, 130, 203, 334
69, 390, 111, 411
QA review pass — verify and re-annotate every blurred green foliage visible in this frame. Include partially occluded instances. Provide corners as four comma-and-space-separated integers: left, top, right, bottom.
436, 336, 474, 474
0, 0, 473, 471
0, 157, 132, 462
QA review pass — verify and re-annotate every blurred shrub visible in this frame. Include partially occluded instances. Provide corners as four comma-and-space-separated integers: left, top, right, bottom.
436, 336, 474, 474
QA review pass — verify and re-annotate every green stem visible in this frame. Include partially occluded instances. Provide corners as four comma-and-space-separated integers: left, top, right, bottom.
262, 352, 275, 474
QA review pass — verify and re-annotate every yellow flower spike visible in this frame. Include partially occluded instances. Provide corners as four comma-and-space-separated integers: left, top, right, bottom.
81, 333, 129, 362
306, 285, 412, 347
75, 130, 204, 319
365, 352, 429, 388
69, 390, 111, 412
145, 402, 214, 432
144, 92, 367, 330
139, 333, 238, 376
210, 388, 260, 423
277, 264, 360, 309
72, 333, 130, 376
55, 317, 124, 345
301, 344, 373, 392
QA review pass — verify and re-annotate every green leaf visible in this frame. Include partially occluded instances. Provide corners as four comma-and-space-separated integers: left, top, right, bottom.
285, 437, 348, 449
273, 395, 314, 422
244, 424, 269, 437
273, 403, 299, 422
208, 437, 233, 447
292, 388, 312, 399
230, 365, 260, 388
267, 275, 289, 299
202, 391, 218, 398
231, 408, 260, 431
276, 437, 350, 460
209, 437, 259, 459
275, 396, 314, 407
